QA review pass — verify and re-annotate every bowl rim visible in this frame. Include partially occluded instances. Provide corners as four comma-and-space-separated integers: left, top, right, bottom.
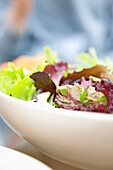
0, 91, 113, 121
0, 145, 51, 170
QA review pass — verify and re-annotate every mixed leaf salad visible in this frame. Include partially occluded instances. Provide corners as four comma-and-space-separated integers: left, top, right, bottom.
1, 47, 113, 114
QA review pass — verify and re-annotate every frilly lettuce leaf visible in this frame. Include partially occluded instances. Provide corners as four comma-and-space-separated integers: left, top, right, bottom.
45, 46, 58, 65
0, 63, 36, 101
75, 47, 113, 71
36, 47, 58, 72
75, 48, 99, 71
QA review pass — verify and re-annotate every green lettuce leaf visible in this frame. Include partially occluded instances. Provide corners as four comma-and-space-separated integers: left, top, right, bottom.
45, 46, 58, 65
36, 47, 58, 72
75, 47, 113, 71
0, 63, 36, 101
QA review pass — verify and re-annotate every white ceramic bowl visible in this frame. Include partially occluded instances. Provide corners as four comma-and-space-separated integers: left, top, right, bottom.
0, 91, 113, 170
0, 145, 51, 170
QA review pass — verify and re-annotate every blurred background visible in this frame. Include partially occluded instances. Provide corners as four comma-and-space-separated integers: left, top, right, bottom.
0, 0, 113, 147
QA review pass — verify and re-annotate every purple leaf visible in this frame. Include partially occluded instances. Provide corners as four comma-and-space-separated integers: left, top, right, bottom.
30, 72, 57, 94
95, 79, 113, 113
44, 62, 68, 85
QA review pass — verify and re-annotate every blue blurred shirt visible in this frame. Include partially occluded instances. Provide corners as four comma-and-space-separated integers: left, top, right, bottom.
0, 0, 113, 63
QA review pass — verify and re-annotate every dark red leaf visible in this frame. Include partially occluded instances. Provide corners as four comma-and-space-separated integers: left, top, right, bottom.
30, 72, 57, 94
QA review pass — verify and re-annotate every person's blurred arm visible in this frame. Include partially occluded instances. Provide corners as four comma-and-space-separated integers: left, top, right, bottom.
8, 0, 32, 31
0, 0, 32, 63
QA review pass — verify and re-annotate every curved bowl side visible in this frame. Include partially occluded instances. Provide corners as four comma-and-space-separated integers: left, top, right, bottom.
0, 91, 113, 170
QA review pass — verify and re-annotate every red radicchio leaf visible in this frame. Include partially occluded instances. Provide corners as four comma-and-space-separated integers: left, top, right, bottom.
95, 79, 113, 113
60, 65, 113, 85
30, 72, 57, 94
44, 62, 68, 85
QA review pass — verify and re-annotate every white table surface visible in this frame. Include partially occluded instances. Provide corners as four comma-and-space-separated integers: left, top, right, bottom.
14, 140, 82, 170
